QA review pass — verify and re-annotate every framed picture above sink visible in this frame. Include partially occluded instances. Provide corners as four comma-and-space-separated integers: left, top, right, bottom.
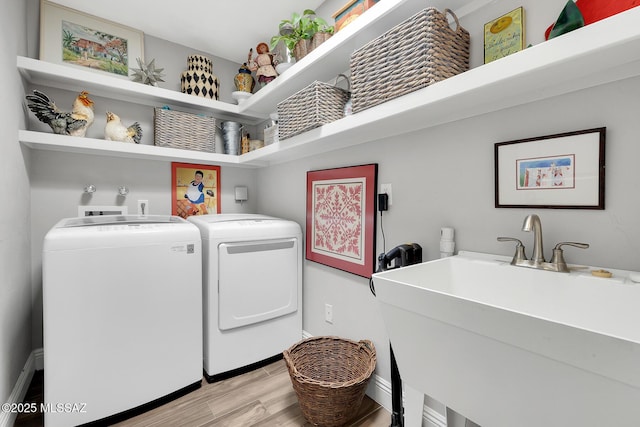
495, 127, 606, 209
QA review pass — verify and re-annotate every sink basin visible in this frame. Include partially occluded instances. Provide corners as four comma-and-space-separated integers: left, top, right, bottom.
372, 252, 640, 427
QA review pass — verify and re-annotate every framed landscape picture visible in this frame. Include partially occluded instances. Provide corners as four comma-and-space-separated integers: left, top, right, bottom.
495, 128, 606, 209
40, 0, 144, 77
306, 164, 378, 277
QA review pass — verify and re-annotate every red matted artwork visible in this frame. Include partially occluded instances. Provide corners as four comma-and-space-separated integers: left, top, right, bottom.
171, 162, 221, 218
306, 164, 377, 277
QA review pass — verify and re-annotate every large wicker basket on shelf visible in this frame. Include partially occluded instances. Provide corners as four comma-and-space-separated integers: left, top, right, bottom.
350, 7, 470, 113
277, 79, 350, 141
284, 336, 376, 427
154, 108, 216, 152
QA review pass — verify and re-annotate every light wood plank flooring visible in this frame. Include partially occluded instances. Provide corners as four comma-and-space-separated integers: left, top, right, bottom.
15, 360, 390, 426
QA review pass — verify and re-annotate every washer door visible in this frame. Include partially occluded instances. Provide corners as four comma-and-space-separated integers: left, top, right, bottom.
218, 238, 298, 330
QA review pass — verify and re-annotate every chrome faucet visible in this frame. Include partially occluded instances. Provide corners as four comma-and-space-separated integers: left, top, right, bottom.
498, 214, 590, 272
522, 214, 544, 264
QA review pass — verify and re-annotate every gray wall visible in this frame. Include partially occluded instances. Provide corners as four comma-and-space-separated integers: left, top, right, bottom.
29, 153, 258, 348
254, 75, 640, 409
269, 0, 640, 400
23, 0, 260, 349
0, 0, 32, 408
7, 1, 640, 424
144, 34, 240, 105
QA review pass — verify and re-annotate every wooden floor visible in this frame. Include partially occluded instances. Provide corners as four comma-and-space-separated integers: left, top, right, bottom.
14, 360, 390, 426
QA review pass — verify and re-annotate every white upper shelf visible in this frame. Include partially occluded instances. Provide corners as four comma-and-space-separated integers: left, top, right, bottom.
18, 3, 640, 167
239, 0, 448, 115
17, 56, 267, 124
243, 6, 640, 165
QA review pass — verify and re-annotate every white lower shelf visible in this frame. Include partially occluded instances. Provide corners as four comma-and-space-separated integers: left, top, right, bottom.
18, 130, 267, 168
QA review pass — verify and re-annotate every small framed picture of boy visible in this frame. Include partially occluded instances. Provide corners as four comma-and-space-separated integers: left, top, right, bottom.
171, 162, 221, 218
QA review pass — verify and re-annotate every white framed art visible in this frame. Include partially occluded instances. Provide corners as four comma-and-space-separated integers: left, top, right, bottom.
39, 0, 144, 78
495, 128, 606, 209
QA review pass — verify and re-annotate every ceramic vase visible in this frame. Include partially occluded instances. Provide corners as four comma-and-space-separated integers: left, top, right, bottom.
234, 64, 255, 93
180, 55, 220, 100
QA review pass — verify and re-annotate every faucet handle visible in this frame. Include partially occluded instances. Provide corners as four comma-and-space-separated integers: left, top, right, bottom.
550, 242, 590, 272
554, 242, 590, 250
497, 237, 527, 264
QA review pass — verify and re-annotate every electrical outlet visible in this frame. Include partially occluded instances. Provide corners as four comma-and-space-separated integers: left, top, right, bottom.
137, 200, 149, 215
380, 183, 393, 206
325, 303, 333, 324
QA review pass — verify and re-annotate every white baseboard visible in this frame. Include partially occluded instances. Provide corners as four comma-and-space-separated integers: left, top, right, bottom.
425, 404, 448, 427
301, 331, 446, 427
369, 375, 446, 427
33, 347, 44, 371
0, 348, 42, 427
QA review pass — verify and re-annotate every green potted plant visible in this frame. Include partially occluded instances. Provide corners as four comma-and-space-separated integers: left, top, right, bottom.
270, 10, 334, 62
310, 15, 335, 50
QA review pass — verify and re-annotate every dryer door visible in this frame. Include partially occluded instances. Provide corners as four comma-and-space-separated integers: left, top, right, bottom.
218, 238, 298, 330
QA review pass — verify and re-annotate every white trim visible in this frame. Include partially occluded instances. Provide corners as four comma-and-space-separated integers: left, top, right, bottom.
368, 374, 392, 412
425, 404, 448, 427
0, 349, 40, 427
34, 347, 44, 371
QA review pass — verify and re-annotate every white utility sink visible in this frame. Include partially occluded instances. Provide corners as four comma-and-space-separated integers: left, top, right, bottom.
372, 251, 640, 427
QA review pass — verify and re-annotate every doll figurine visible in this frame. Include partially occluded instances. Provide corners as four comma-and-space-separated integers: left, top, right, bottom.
248, 43, 277, 87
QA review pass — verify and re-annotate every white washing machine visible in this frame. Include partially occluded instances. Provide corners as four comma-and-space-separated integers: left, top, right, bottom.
187, 214, 302, 382
42, 215, 203, 427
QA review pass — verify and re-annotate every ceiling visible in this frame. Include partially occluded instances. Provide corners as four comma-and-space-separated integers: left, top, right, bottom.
46, 0, 325, 63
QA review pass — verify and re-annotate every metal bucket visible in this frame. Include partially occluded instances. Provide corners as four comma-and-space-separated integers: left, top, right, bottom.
220, 121, 243, 155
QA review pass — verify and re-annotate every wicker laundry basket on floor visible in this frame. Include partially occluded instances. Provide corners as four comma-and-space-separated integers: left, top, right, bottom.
284, 336, 376, 426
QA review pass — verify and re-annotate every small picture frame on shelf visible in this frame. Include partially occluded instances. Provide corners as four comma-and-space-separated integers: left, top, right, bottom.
484, 7, 525, 64
171, 163, 221, 219
39, 0, 144, 78
332, 0, 380, 32
495, 128, 606, 209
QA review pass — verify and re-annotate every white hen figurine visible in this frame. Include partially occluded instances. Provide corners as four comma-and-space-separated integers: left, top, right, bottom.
104, 111, 142, 144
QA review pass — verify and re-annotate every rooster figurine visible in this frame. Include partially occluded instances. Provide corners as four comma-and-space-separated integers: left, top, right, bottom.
104, 111, 143, 144
25, 90, 94, 137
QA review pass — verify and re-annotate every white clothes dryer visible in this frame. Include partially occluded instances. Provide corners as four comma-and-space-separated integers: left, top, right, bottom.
42, 215, 202, 427
187, 214, 302, 382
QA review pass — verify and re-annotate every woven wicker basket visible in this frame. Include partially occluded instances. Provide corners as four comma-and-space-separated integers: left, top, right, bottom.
154, 108, 215, 152
350, 7, 470, 113
277, 79, 350, 141
284, 336, 376, 427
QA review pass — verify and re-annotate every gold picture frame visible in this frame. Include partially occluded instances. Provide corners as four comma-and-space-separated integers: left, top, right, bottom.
484, 7, 525, 64
39, 0, 144, 78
